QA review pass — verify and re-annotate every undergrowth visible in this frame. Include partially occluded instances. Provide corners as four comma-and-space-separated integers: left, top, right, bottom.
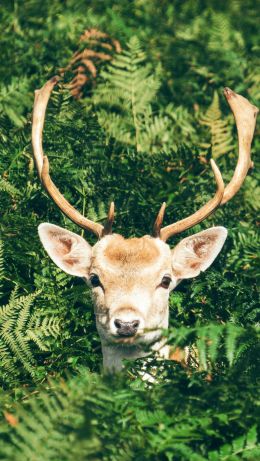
0, 1, 259, 460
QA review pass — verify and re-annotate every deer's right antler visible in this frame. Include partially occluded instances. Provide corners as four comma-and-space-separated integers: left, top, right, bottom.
32, 77, 114, 238
154, 88, 258, 241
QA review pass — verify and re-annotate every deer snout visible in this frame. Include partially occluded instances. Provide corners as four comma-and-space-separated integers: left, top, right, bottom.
110, 309, 144, 337
114, 319, 140, 337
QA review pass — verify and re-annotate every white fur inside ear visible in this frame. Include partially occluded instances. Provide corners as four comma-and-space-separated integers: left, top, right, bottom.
172, 227, 227, 279
38, 223, 92, 277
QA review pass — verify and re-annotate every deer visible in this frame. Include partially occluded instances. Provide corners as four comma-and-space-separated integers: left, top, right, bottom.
32, 76, 258, 372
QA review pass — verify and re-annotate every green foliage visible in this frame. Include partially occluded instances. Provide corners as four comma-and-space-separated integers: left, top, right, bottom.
0, 246, 60, 386
0, 236, 63, 387
208, 425, 259, 460
0, 240, 4, 294
0, 179, 21, 198
167, 322, 259, 372
94, 36, 162, 152
0, 78, 31, 129
199, 91, 234, 159
0, 287, 40, 379
1, 367, 259, 461
226, 227, 260, 278
0, 1, 259, 460
94, 36, 195, 152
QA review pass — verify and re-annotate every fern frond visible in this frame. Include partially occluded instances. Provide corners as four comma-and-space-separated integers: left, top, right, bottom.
8, 371, 104, 460
27, 316, 61, 351
94, 36, 163, 152
0, 291, 38, 375
246, 70, 260, 101
0, 178, 20, 197
61, 28, 121, 99
225, 324, 243, 366
0, 240, 4, 295
167, 323, 257, 371
242, 176, 260, 212
207, 12, 244, 53
0, 77, 31, 127
0, 288, 60, 381
227, 229, 260, 278
208, 425, 259, 460
199, 91, 234, 159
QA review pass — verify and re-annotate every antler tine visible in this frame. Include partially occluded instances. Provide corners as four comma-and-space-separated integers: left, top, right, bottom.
32, 77, 114, 238
159, 160, 224, 241
102, 201, 115, 236
221, 88, 258, 204
153, 202, 166, 237
157, 89, 258, 242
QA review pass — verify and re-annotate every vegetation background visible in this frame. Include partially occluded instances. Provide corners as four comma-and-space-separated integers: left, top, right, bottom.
0, 0, 259, 459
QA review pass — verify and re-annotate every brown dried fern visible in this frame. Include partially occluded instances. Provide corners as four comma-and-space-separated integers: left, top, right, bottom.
61, 28, 121, 99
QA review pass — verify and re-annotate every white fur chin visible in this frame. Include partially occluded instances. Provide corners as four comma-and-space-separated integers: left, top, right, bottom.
99, 328, 163, 348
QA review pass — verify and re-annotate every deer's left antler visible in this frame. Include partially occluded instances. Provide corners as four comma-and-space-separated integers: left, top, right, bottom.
155, 89, 258, 241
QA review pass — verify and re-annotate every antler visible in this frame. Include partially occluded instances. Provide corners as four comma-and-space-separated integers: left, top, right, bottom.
32, 77, 114, 238
221, 88, 258, 204
155, 89, 258, 242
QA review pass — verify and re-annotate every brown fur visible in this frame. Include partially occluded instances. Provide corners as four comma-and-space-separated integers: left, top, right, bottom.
169, 347, 187, 364
104, 235, 160, 266
193, 236, 216, 257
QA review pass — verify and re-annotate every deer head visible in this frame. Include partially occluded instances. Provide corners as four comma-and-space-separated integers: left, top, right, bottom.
32, 77, 258, 371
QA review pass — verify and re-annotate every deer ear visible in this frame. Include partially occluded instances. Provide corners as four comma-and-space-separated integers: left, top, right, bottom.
38, 223, 92, 277
171, 227, 227, 280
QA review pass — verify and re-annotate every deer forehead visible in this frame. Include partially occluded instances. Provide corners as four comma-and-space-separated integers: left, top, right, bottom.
91, 234, 172, 274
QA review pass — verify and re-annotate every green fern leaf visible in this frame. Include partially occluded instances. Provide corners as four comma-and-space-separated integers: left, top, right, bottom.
225, 324, 242, 366
199, 91, 234, 159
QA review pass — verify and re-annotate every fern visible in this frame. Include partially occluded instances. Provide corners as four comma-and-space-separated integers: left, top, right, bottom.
87, 200, 109, 223
0, 178, 20, 198
94, 36, 160, 151
242, 176, 260, 212
207, 12, 244, 53
95, 37, 194, 153
2, 367, 258, 461
61, 28, 121, 99
4, 371, 106, 461
26, 314, 61, 351
0, 77, 31, 128
0, 288, 38, 377
208, 425, 259, 460
94, 37, 197, 153
246, 69, 260, 101
167, 323, 257, 371
199, 91, 234, 159
0, 240, 4, 296
226, 229, 260, 278
0, 286, 60, 383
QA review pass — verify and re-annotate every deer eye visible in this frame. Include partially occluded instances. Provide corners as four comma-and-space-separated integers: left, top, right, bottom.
89, 274, 101, 288
160, 275, 172, 289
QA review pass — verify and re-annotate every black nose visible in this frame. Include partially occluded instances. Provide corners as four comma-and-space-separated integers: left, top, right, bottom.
114, 319, 140, 337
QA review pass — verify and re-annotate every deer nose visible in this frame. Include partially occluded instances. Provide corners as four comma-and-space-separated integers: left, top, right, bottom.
114, 319, 140, 337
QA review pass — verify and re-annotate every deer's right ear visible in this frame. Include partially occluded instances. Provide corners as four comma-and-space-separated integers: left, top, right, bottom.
171, 227, 227, 280
38, 223, 92, 277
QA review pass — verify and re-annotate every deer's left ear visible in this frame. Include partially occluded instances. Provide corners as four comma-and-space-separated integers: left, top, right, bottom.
38, 223, 92, 277
171, 226, 227, 279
